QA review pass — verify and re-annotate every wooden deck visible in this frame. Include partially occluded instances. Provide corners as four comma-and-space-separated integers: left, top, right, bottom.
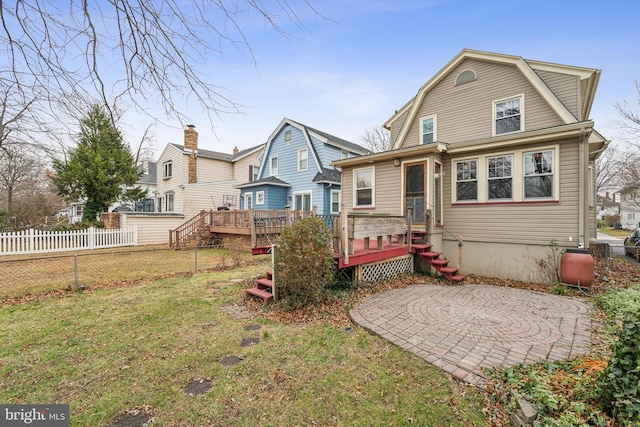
335, 238, 409, 269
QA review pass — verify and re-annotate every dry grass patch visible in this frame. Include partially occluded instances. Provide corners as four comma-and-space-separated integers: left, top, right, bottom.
0, 272, 488, 426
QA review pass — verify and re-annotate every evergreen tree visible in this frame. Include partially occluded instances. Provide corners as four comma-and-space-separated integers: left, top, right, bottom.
52, 105, 145, 223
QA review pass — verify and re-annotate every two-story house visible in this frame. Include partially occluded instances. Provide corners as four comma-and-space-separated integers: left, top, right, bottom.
236, 118, 370, 214
155, 125, 264, 219
618, 182, 640, 229
333, 49, 609, 283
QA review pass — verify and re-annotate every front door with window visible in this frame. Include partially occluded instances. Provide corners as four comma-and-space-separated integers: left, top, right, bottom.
244, 193, 252, 210
405, 162, 427, 224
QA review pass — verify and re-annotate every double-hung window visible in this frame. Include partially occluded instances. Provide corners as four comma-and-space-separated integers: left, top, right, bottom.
298, 148, 308, 171
256, 191, 265, 205
165, 193, 174, 212
354, 168, 374, 207
421, 115, 436, 144
494, 96, 523, 135
162, 161, 172, 179
269, 156, 278, 176
524, 150, 554, 199
455, 160, 477, 201
487, 155, 513, 200
330, 190, 341, 214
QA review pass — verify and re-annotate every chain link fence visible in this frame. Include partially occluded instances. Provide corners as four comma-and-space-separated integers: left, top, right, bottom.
0, 245, 263, 301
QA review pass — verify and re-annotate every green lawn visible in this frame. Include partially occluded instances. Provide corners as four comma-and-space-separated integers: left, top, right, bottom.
0, 270, 488, 426
597, 225, 631, 238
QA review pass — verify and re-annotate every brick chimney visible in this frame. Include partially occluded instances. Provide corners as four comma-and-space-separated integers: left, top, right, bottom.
233, 146, 239, 156
184, 125, 198, 184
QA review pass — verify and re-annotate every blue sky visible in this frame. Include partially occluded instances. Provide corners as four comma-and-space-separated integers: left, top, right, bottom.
124, 0, 640, 156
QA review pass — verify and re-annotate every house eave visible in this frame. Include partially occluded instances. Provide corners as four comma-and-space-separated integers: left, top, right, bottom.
332, 143, 440, 168
446, 121, 596, 155
235, 181, 291, 189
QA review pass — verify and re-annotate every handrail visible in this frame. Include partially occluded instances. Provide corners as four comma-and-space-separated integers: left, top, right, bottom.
169, 210, 211, 248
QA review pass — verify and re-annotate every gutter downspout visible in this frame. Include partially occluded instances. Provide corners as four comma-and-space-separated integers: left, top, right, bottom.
578, 127, 586, 248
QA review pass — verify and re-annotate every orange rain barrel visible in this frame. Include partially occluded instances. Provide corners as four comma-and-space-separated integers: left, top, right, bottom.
560, 248, 594, 288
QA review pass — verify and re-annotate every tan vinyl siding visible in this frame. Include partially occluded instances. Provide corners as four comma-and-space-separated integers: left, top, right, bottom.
535, 70, 580, 120
196, 157, 233, 182
389, 108, 411, 146
342, 162, 403, 215
233, 151, 262, 181
372, 162, 403, 215
183, 182, 241, 218
442, 139, 580, 247
121, 214, 185, 245
156, 145, 186, 212
400, 59, 566, 149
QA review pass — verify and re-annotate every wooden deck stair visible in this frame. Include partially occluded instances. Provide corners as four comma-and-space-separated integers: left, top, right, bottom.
410, 231, 464, 283
246, 270, 273, 304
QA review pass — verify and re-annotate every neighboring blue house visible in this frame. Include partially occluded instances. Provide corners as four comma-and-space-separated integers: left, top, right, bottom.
236, 118, 371, 215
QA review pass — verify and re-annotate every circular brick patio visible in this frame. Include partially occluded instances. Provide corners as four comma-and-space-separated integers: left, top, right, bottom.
349, 284, 593, 388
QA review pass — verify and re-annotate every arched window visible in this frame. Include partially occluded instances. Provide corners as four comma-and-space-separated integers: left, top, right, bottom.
455, 70, 477, 86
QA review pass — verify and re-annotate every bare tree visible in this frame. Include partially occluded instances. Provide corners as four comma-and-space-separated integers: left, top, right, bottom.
0, 143, 43, 217
361, 125, 392, 153
596, 142, 639, 195
0, 1, 320, 131
615, 80, 640, 146
134, 122, 157, 164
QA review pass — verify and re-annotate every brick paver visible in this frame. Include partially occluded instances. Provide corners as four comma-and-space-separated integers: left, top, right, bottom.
349, 284, 592, 389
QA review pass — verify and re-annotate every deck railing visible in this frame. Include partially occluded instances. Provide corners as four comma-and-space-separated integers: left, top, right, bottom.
170, 209, 411, 258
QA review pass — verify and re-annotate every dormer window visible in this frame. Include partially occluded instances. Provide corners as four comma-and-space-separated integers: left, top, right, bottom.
455, 70, 477, 86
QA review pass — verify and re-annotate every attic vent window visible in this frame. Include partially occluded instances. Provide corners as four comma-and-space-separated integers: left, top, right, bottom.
455, 70, 477, 86
284, 130, 292, 141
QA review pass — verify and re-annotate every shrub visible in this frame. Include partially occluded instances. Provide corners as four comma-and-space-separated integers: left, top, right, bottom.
598, 312, 640, 426
273, 216, 335, 310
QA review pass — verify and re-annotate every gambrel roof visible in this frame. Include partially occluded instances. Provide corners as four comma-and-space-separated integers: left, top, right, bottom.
386, 49, 602, 150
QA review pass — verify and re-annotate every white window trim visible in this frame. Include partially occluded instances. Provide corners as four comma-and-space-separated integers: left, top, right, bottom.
244, 193, 252, 210
293, 191, 312, 211
162, 161, 172, 179
451, 144, 559, 203
523, 148, 557, 201
492, 94, 524, 136
269, 155, 278, 176
256, 191, 265, 205
455, 69, 477, 86
330, 189, 341, 214
165, 193, 174, 212
487, 154, 514, 201
454, 158, 479, 203
420, 114, 437, 144
434, 160, 443, 225
341, 149, 349, 160
353, 167, 375, 208
298, 148, 308, 172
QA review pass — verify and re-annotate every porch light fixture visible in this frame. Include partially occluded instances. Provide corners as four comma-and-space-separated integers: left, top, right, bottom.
393, 158, 401, 167
437, 142, 448, 153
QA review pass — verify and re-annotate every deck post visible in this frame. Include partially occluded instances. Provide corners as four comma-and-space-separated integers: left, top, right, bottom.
407, 207, 413, 253
341, 209, 349, 265
250, 210, 256, 247
457, 235, 464, 271
285, 206, 292, 225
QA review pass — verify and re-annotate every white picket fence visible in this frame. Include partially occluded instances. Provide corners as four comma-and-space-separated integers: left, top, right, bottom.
0, 227, 138, 255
